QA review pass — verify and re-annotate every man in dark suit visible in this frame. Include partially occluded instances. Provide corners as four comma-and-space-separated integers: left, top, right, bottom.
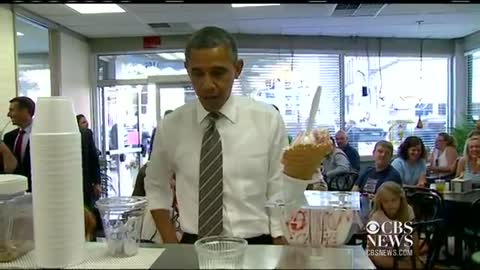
4, 96, 35, 191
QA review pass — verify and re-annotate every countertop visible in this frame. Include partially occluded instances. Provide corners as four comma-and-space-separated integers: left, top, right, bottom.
150, 244, 376, 269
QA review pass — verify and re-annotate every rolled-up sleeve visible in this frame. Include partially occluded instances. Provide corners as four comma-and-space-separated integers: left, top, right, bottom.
267, 113, 309, 238
145, 119, 174, 211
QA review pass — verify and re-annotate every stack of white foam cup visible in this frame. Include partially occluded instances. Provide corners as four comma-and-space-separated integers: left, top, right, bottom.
30, 97, 85, 268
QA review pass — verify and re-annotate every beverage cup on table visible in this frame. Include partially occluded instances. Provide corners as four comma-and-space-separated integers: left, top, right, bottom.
435, 179, 445, 193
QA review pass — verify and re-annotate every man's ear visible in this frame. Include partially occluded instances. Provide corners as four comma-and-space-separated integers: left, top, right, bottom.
234, 59, 244, 79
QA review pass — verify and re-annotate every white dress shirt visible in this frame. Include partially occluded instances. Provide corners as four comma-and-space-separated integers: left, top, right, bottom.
14, 123, 32, 161
145, 95, 309, 239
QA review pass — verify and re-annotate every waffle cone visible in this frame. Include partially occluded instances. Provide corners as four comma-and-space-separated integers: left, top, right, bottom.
283, 142, 333, 180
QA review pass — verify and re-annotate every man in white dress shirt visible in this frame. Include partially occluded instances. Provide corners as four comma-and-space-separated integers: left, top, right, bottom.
145, 26, 312, 245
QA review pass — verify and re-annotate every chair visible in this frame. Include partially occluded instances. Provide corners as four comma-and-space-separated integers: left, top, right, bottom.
326, 171, 358, 191
464, 198, 480, 262
402, 186, 445, 270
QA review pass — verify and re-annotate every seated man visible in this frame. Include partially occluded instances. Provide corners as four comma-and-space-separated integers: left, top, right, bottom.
352, 140, 402, 223
335, 130, 360, 172
322, 137, 354, 190
352, 140, 402, 195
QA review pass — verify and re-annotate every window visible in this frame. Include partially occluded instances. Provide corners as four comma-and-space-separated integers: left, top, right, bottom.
16, 16, 51, 101
344, 56, 449, 156
238, 52, 341, 137
467, 51, 480, 127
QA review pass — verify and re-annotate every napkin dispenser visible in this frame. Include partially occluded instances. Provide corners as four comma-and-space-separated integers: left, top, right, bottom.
451, 178, 473, 193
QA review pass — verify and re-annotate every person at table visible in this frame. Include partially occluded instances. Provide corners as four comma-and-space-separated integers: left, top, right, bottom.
321, 136, 353, 189
145, 26, 314, 245
427, 132, 458, 179
456, 137, 480, 185
352, 140, 402, 195
367, 181, 420, 269
391, 136, 427, 187
335, 130, 361, 172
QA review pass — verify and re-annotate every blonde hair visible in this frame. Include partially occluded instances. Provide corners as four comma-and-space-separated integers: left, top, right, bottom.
464, 137, 480, 163
370, 181, 411, 223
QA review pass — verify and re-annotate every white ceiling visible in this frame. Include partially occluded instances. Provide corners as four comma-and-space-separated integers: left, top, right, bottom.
18, 3, 480, 39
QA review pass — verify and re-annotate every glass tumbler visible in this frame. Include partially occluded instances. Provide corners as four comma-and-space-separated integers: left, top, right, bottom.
194, 236, 247, 269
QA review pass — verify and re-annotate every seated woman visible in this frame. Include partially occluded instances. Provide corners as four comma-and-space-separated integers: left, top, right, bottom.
456, 137, 480, 186
391, 136, 427, 187
367, 181, 420, 269
321, 137, 353, 190
427, 132, 458, 180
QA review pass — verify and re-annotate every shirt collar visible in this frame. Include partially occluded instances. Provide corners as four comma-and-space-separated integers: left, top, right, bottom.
21, 123, 33, 134
196, 96, 237, 125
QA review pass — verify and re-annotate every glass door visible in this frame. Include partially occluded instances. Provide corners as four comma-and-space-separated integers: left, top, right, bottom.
97, 75, 190, 197
99, 82, 156, 197
148, 75, 192, 120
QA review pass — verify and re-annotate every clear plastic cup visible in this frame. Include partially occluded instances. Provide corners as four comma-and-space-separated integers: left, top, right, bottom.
194, 236, 247, 269
96, 197, 147, 257
435, 179, 445, 193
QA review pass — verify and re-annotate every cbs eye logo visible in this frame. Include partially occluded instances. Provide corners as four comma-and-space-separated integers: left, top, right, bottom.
366, 221, 380, 234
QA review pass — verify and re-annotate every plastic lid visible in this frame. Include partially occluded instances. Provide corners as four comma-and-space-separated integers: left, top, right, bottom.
0, 174, 28, 195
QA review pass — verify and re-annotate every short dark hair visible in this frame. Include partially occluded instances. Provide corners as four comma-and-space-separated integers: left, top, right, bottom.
398, 136, 427, 160
9, 96, 35, 117
76, 114, 86, 123
374, 140, 394, 156
164, 110, 174, 117
185, 26, 238, 62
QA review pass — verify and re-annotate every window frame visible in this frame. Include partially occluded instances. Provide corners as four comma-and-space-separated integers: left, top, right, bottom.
94, 49, 454, 159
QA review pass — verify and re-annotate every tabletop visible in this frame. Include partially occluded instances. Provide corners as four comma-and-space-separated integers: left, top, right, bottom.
442, 189, 480, 204
149, 244, 376, 269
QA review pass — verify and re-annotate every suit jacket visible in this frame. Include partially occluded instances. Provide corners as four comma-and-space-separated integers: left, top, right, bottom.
80, 128, 101, 209
3, 128, 32, 191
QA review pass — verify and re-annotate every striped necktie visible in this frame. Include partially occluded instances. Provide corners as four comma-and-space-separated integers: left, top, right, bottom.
198, 112, 223, 238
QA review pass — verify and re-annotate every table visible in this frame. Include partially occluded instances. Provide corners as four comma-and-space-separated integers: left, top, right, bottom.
150, 244, 376, 269
443, 189, 480, 204
441, 190, 480, 266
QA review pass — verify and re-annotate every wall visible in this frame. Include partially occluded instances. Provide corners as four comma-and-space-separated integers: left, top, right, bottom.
464, 30, 480, 54
58, 31, 92, 122
0, 5, 17, 133
90, 34, 455, 57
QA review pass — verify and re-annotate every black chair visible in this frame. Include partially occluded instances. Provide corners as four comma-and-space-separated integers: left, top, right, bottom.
326, 171, 358, 191
464, 198, 480, 263
402, 186, 445, 270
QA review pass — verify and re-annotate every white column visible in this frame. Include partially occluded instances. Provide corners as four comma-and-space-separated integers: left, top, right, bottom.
453, 39, 467, 127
